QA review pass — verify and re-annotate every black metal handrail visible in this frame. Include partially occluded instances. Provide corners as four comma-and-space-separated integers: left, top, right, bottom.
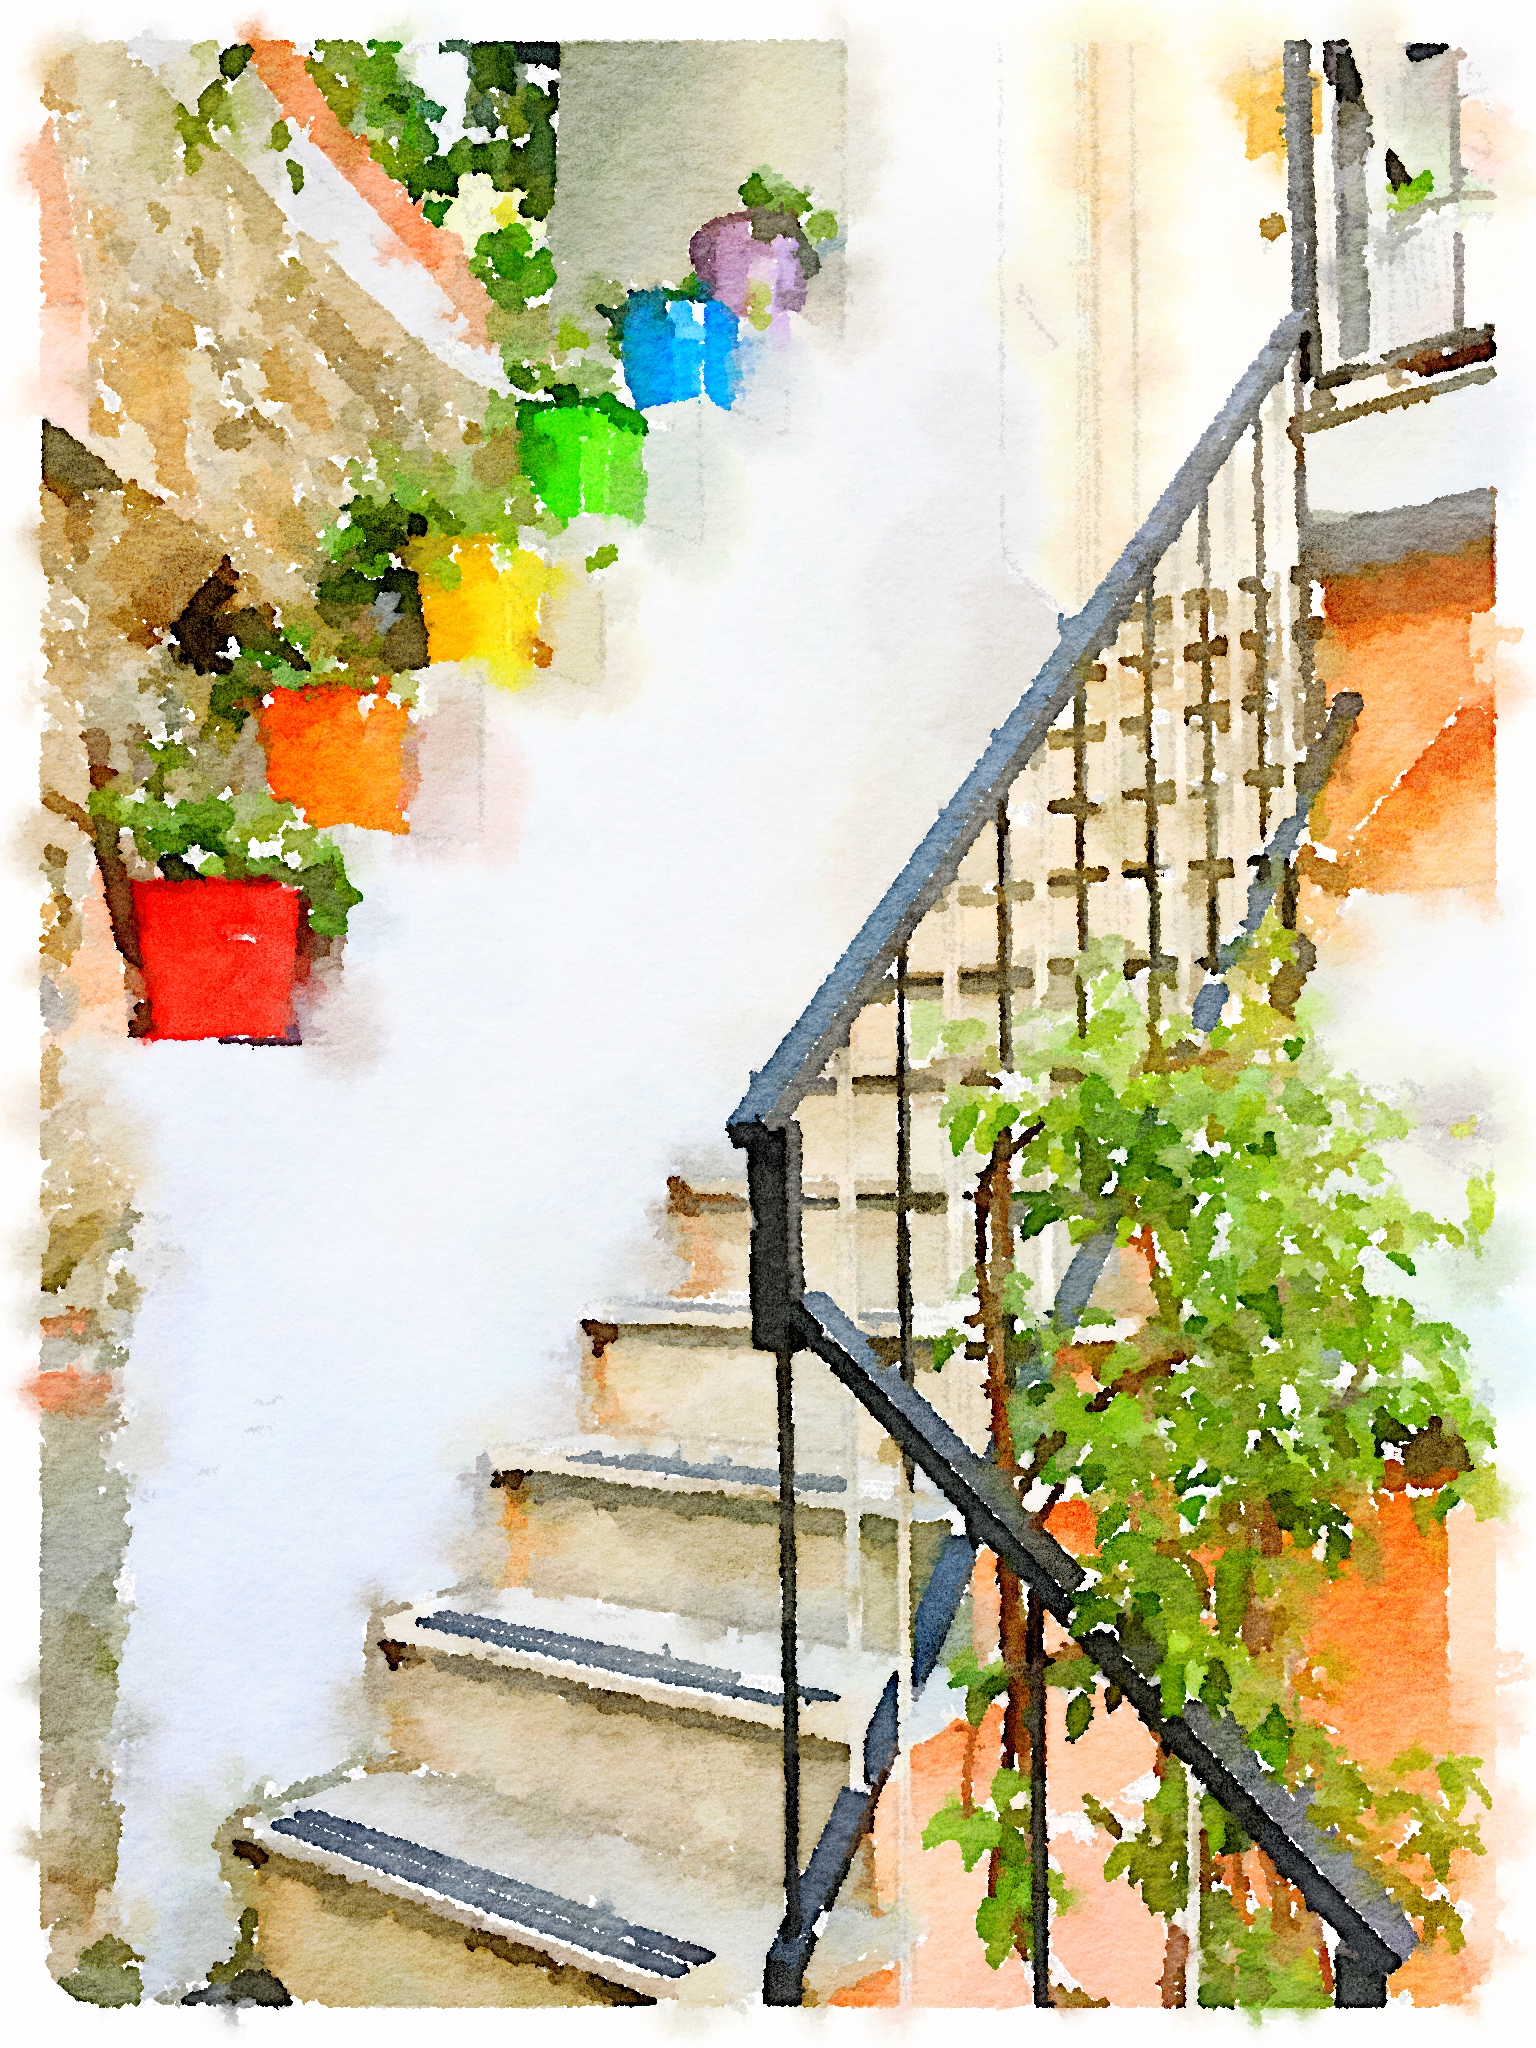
732, 40, 1417, 2008
729, 308, 1306, 1141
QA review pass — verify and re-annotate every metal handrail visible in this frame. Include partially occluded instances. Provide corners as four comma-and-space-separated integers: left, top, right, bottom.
735, 40, 1419, 2007
729, 307, 1307, 1140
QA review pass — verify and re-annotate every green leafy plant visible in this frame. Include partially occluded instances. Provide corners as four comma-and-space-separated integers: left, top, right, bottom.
924, 1767, 1072, 1968
57, 1933, 143, 2007
1389, 166, 1435, 210
738, 164, 839, 246
921, 924, 1497, 1997
173, 44, 252, 173
90, 744, 362, 937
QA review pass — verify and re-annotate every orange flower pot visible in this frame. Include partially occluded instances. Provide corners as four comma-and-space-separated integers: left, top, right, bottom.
258, 684, 414, 833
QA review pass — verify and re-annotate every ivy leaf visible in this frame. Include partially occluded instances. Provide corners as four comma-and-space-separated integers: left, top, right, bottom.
922, 1797, 999, 1873
1252, 1703, 1292, 1773
1081, 1791, 1124, 1840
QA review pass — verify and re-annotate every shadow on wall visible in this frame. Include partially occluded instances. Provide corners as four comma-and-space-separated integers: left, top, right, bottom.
1305, 488, 1496, 903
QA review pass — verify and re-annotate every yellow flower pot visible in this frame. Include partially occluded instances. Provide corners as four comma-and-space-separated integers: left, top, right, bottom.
415, 538, 564, 691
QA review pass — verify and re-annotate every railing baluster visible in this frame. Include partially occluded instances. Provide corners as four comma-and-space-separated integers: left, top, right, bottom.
1285, 39, 1320, 381
1026, 1588, 1050, 2006
894, 948, 913, 1384
995, 800, 1014, 1069
776, 1344, 802, 1942
1244, 419, 1275, 842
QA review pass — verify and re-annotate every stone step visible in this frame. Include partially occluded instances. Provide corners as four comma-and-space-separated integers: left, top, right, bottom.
371, 1626, 853, 1898
483, 1458, 961, 1653
390, 1587, 897, 1751
243, 1769, 754, 2003
562, 1308, 991, 1466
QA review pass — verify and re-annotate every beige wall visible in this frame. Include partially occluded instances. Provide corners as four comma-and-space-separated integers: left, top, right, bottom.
551, 41, 846, 299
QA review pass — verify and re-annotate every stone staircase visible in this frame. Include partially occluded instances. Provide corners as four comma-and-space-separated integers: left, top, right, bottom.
216, 982, 998, 2006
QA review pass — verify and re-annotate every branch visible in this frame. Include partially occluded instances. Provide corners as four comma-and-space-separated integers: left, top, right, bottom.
970, 1117, 1047, 1200
1018, 1429, 1067, 1492
1084, 1350, 1186, 1414
41, 789, 93, 834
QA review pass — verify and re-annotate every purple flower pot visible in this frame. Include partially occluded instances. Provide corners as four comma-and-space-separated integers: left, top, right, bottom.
688, 209, 818, 330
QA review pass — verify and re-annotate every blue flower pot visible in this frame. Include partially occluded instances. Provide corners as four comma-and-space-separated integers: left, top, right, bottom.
620, 290, 742, 410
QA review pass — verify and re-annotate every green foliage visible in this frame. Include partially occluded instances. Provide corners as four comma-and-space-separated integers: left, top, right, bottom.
174, 45, 252, 173
1389, 167, 1435, 210
1104, 1755, 1189, 1918
738, 164, 838, 244
923, 1768, 1071, 1967
931, 932, 1495, 1720
944, 1643, 1010, 1727
90, 754, 362, 937
306, 41, 449, 202
58, 1933, 143, 2007
1197, 1885, 1331, 2009
920, 922, 1497, 1965
469, 221, 557, 311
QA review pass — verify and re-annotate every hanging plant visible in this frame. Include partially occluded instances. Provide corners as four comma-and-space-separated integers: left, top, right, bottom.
689, 165, 838, 332
88, 758, 362, 939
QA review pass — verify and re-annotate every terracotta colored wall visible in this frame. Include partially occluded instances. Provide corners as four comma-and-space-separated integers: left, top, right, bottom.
1310, 535, 1496, 900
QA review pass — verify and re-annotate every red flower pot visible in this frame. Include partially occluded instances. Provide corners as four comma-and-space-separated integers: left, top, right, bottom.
133, 878, 303, 1043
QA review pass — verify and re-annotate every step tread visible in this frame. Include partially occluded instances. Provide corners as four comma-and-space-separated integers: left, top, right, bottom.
251, 1771, 776, 2000
412, 1609, 842, 1708
267, 1806, 713, 1981
398, 1587, 897, 1740
489, 1436, 961, 1516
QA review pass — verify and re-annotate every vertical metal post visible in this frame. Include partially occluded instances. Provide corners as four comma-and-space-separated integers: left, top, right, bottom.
1244, 421, 1277, 838
995, 801, 1014, 1068
1334, 1947, 1389, 2006
1290, 350, 1323, 754
1285, 40, 1320, 380
776, 1346, 802, 1943
1026, 1589, 1050, 2006
1324, 41, 1373, 361
895, 1450, 914, 2005
1184, 1761, 1203, 2007
894, 949, 914, 1384
1142, 573, 1164, 1033
1449, 52, 1466, 331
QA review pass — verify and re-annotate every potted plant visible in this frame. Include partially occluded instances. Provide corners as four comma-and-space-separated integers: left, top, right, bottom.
88, 750, 361, 1043
513, 386, 649, 523
616, 283, 742, 410
688, 167, 838, 332
251, 658, 416, 835
412, 535, 563, 692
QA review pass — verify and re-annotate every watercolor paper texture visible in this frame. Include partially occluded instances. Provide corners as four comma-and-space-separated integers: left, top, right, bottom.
22, 3, 1534, 2018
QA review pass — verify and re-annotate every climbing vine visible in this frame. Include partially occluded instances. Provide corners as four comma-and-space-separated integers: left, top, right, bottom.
920, 926, 1497, 2003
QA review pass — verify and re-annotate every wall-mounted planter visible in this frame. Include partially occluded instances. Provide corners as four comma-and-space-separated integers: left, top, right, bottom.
417, 538, 563, 692
620, 289, 741, 410
132, 878, 302, 1043
258, 685, 414, 834
688, 210, 815, 330
516, 393, 648, 522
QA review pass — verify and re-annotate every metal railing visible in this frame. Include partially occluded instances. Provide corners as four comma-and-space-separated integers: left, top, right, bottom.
730, 41, 1418, 2009
1306, 37, 1495, 418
